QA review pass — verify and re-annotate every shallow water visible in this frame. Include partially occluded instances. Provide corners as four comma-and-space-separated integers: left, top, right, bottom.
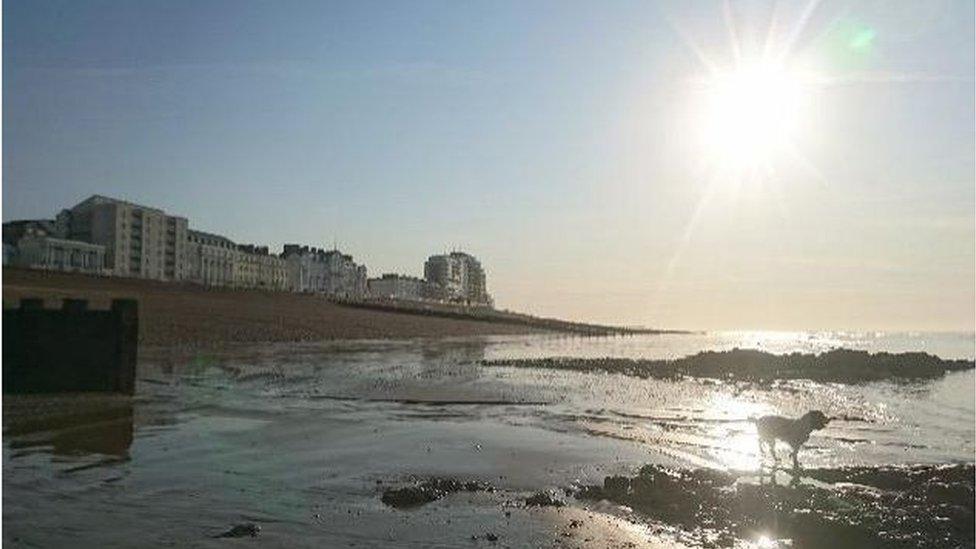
4, 331, 974, 547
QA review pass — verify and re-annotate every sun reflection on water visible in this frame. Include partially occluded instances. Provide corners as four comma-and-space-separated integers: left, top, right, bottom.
702, 392, 774, 472
752, 533, 782, 548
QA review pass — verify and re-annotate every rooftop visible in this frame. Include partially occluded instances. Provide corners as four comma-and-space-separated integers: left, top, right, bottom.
188, 229, 236, 246
71, 194, 187, 219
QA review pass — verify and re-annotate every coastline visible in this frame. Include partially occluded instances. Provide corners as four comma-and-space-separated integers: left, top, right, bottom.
1, 268, 671, 347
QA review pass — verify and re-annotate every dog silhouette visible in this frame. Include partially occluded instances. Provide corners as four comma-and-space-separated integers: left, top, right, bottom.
754, 410, 830, 470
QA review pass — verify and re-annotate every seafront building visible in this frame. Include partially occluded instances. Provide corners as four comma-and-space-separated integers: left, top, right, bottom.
237, 244, 288, 291
58, 195, 189, 281
281, 245, 367, 298
424, 251, 491, 305
16, 235, 107, 275
2, 194, 493, 307
2, 218, 108, 275
186, 231, 288, 290
15, 237, 107, 275
368, 250, 491, 305
367, 273, 446, 302
186, 230, 238, 287
3, 219, 62, 245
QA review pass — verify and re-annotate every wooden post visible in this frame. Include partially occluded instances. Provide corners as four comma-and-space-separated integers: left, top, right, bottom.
111, 299, 138, 394
4, 297, 139, 395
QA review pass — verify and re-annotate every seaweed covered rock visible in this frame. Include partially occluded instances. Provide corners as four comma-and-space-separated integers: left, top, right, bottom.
381, 478, 494, 509
577, 464, 975, 548
483, 348, 974, 383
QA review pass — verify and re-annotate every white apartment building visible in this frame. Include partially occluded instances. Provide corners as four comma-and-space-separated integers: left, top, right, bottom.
185, 232, 288, 290
186, 230, 238, 287
59, 195, 188, 281
236, 244, 287, 291
424, 251, 491, 305
282, 245, 367, 298
368, 273, 445, 301
4, 196, 511, 311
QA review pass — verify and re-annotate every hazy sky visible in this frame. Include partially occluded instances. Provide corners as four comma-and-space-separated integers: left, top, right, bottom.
4, 0, 974, 331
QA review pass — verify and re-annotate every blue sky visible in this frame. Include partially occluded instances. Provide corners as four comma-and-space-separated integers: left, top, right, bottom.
4, 0, 974, 330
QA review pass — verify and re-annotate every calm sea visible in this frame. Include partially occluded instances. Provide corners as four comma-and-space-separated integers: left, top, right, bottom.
3, 331, 973, 546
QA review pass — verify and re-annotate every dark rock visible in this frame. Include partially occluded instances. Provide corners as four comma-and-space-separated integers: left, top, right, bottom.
577, 464, 975, 548
482, 349, 974, 383
381, 477, 493, 509
525, 490, 565, 507
471, 532, 499, 543
213, 523, 260, 538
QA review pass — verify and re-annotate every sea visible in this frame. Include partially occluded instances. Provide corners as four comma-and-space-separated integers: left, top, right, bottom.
3, 331, 974, 547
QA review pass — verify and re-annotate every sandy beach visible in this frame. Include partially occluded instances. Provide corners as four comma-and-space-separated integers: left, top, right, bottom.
2, 268, 554, 346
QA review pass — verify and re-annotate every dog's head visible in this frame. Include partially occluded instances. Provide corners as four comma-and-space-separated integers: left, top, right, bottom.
803, 410, 831, 431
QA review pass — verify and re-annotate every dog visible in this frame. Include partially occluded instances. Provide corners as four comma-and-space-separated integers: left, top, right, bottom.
753, 410, 830, 470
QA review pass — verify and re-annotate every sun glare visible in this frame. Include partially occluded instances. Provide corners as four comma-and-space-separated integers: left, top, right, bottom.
701, 62, 808, 171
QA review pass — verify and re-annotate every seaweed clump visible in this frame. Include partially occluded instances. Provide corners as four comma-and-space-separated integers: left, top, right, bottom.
577, 463, 974, 548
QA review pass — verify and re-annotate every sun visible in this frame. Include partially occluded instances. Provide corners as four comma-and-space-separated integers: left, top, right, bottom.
700, 62, 808, 172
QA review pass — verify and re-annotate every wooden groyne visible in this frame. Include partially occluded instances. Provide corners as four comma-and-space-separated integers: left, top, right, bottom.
3, 298, 138, 394
333, 297, 688, 336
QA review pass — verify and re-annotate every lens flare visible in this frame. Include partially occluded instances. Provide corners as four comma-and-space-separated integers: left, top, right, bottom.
848, 27, 876, 52
701, 62, 809, 172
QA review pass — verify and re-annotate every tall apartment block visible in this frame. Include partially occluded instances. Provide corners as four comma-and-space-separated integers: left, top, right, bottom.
424, 251, 491, 305
58, 195, 188, 281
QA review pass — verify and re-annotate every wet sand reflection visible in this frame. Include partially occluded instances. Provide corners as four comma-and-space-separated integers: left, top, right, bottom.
4, 394, 134, 459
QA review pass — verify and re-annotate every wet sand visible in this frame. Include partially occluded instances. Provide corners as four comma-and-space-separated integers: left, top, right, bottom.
4, 334, 973, 548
